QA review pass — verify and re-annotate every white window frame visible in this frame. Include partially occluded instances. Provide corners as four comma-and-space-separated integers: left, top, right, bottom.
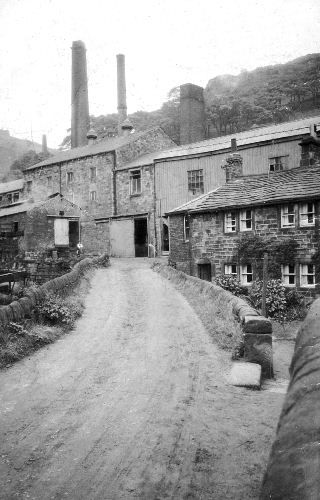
240, 209, 253, 231
224, 264, 238, 276
299, 202, 315, 227
281, 203, 296, 228
89, 190, 97, 201
130, 169, 141, 195
241, 264, 253, 285
90, 167, 97, 182
300, 264, 315, 288
281, 264, 296, 287
225, 211, 237, 233
188, 169, 204, 195
269, 155, 288, 172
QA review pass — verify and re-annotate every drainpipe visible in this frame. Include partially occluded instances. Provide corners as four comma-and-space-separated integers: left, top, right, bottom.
153, 163, 158, 253
187, 211, 192, 275
111, 150, 117, 216
59, 165, 62, 195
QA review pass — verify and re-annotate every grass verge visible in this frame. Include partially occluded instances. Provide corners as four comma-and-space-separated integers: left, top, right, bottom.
153, 263, 243, 352
0, 270, 94, 370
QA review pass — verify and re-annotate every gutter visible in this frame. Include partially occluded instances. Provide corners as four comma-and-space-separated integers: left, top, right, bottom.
111, 150, 117, 216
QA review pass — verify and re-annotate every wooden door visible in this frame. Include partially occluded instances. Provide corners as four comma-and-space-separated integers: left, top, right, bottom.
110, 219, 135, 257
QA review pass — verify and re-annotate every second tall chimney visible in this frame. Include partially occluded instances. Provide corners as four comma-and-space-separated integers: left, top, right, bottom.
117, 54, 127, 134
71, 40, 90, 148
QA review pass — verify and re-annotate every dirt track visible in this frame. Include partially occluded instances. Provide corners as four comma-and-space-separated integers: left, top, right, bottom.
0, 259, 285, 499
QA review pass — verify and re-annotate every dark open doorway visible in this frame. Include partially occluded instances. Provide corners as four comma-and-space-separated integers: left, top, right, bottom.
134, 218, 148, 257
69, 220, 79, 248
162, 219, 169, 253
198, 263, 212, 281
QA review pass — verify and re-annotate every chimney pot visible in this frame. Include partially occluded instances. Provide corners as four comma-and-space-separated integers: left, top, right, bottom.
221, 140, 243, 182
87, 128, 98, 145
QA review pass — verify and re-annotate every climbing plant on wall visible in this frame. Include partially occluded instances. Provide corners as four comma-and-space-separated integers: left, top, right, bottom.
237, 233, 299, 279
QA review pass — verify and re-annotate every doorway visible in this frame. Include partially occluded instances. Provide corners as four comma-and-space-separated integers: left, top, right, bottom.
162, 219, 169, 253
198, 263, 212, 281
69, 220, 79, 248
134, 218, 148, 257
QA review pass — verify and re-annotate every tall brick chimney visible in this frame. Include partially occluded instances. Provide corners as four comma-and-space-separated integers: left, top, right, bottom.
117, 54, 127, 135
71, 40, 90, 148
180, 83, 205, 145
42, 134, 48, 155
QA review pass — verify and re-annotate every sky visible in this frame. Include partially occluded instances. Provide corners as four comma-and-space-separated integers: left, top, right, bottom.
0, 0, 319, 148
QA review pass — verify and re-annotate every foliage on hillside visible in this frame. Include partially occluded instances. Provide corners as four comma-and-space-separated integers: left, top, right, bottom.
204, 53, 320, 136
59, 53, 320, 148
5, 150, 52, 181
60, 87, 180, 149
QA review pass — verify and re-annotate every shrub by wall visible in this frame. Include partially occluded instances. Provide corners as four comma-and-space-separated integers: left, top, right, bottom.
0, 253, 109, 333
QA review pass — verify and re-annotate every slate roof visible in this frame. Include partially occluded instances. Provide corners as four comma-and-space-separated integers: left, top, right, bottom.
0, 200, 35, 217
0, 179, 24, 195
25, 128, 163, 171
155, 116, 320, 160
117, 151, 163, 171
167, 166, 320, 214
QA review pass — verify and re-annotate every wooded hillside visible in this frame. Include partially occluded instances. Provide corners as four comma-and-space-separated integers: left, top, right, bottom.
69, 53, 320, 147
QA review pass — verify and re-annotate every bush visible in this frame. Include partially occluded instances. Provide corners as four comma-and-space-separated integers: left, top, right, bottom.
36, 293, 83, 327
248, 279, 307, 322
214, 275, 247, 297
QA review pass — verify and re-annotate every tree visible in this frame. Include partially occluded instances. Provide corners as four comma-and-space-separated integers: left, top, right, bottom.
5, 150, 52, 181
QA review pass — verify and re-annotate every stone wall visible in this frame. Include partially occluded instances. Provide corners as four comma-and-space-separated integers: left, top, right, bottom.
260, 297, 320, 499
169, 201, 319, 292
153, 262, 273, 377
0, 253, 109, 330
116, 128, 175, 167
168, 214, 191, 273
24, 154, 114, 219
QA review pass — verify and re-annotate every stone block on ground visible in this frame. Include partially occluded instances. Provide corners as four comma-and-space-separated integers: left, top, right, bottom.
244, 333, 273, 379
229, 362, 261, 389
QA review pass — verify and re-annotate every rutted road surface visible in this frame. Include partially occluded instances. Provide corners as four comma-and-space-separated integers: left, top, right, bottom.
0, 259, 284, 499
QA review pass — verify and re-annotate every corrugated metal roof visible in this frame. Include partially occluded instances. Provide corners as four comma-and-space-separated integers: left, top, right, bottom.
25, 128, 162, 170
167, 166, 320, 214
156, 116, 320, 160
0, 179, 24, 195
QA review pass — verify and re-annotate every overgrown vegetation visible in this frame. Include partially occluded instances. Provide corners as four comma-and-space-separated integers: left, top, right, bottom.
214, 275, 247, 297
0, 271, 93, 369
59, 53, 320, 148
237, 233, 298, 280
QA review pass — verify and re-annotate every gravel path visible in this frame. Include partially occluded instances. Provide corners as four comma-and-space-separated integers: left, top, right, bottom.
0, 259, 285, 499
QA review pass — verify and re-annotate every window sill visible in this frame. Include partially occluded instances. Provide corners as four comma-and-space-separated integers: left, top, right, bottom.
130, 193, 141, 197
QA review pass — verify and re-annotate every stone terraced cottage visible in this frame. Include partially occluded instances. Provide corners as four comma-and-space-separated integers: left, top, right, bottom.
166, 134, 320, 295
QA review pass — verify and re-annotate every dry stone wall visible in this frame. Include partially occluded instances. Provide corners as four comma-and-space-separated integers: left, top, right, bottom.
0, 253, 109, 332
153, 263, 273, 377
260, 297, 320, 499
